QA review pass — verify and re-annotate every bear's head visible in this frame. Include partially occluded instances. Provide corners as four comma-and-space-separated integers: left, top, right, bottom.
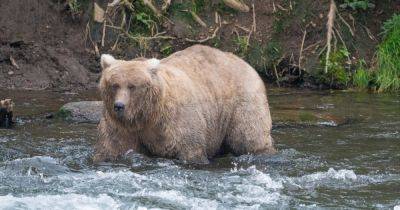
99, 54, 164, 123
0, 99, 14, 112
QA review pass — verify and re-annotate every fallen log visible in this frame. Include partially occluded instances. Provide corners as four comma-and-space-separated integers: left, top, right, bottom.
0, 99, 14, 128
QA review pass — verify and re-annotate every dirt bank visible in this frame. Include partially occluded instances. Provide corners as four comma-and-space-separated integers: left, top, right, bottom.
0, 0, 397, 90
0, 0, 98, 90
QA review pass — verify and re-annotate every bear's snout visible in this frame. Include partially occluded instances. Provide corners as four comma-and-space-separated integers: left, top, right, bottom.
114, 102, 125, 112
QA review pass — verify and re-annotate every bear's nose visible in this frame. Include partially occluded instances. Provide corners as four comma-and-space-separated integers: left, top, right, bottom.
114, 102, 125, 112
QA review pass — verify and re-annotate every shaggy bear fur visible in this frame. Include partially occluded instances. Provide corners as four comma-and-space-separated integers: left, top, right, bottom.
0, 99, 14, 128
94, 45, 275, 164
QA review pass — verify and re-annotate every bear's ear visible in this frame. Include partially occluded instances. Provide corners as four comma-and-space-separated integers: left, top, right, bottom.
101, 54, 117, 69
147, 58, 160, 69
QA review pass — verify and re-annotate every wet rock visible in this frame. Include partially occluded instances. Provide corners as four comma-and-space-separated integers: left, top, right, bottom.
272, 109, 349, 128
59, 101, 103, 123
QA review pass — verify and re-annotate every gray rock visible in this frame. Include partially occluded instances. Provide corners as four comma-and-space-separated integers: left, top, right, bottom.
60, 101, 103, 123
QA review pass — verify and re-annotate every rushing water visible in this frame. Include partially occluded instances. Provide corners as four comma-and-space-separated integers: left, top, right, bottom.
0, 89, 399, 209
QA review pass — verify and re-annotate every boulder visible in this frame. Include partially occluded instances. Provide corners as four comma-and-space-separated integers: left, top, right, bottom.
59, 101, 103, 123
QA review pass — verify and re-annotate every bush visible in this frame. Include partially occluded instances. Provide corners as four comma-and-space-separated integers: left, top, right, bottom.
318, 48, 351, 87
376, 14, 400, 92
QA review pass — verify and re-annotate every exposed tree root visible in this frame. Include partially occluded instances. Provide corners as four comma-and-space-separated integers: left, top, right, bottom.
185, 27, 220, 43
162, 0, 172, 11
189, 11, 207, 27
222, 0, 250, 12
324, 0, 336, 73
298, 29, 307, 72
143, 0, 161, 17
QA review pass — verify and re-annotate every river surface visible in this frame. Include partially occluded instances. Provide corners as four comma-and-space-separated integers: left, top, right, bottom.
0, 89, 399, 209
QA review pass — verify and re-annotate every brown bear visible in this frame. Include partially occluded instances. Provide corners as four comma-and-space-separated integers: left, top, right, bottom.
0, 99, 14, 128
94, 45, 275, 164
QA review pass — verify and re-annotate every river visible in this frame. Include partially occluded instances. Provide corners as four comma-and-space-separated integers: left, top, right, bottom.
0, 88, 399, 209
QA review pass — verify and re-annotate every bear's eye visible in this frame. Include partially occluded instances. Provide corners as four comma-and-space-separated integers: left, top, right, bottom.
111, 84, 119, 90
128, 84, 136, 90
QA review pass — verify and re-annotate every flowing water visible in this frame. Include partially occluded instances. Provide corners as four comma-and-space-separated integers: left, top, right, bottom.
0, 89, 399, 209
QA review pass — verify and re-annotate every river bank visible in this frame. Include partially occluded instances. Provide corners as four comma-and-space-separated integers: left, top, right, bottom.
1, 0, 398, 91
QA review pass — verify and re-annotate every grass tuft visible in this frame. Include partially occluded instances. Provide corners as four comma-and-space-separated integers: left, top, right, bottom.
376, 14, 400, 92
352, 59, 372, 89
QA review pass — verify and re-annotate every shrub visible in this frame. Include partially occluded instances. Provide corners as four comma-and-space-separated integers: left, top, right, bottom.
376, 14, 400, 92
318, 48, 351, 87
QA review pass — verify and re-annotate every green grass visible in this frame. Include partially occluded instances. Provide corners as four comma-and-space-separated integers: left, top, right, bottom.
375, 14, 400, 92
352, 60, 372, 89
67, 0, 81, 13
234, 36, 249, 57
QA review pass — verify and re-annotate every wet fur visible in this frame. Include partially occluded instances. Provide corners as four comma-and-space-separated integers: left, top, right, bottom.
94, 45, 276, 164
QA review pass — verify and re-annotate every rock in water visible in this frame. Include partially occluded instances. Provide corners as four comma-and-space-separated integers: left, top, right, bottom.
59, 101, 103, 123
0, 99, 14, 128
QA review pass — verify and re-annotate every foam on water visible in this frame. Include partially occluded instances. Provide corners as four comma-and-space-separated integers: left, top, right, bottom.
2, 156, 58, 165
133, 190, 219, 209
301, 168, 358, 182
0, 194, 120, 210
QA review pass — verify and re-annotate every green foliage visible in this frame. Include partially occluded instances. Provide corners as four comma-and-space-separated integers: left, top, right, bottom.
318, 48, 351, 87
213, 2, 238, 14
67, 0, 81, 13
381, 13, 400, 38
135, 12, 156, 29
160, 43, 173, 56
353, 60, 373, 89
245, 41, 282, 74
169, 0, 208, 23
191, 0, 207, 13
56, 108, 72, 119
339, 0, 375, 10
375, 14, 400, 92
234, 36, 249, 57
265, 41, 282, 65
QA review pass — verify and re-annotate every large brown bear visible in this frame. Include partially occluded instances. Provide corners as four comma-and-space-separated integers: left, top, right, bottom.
94, 45, 275, 164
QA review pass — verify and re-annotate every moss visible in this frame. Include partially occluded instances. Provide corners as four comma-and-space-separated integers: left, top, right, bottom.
299, 111, 316, 122
55, 108, 72, 119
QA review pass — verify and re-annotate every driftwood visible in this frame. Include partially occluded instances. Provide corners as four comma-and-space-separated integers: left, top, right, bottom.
0, 99, 14, 128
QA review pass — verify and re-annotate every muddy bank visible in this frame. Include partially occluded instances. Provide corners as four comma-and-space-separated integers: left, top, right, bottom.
0, 0, 99, 90
0, 0, 398, 90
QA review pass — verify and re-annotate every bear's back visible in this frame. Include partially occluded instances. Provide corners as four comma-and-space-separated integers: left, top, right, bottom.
159, 45, 266, 101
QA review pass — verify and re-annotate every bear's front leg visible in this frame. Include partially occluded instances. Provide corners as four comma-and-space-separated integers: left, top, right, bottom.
177, 144, 209, 164
178, 150, 209, 164
93, 118, 139, 163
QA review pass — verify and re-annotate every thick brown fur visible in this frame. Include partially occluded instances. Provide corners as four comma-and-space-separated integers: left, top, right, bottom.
94, 45, 276, 164
0, 99, 14, 128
